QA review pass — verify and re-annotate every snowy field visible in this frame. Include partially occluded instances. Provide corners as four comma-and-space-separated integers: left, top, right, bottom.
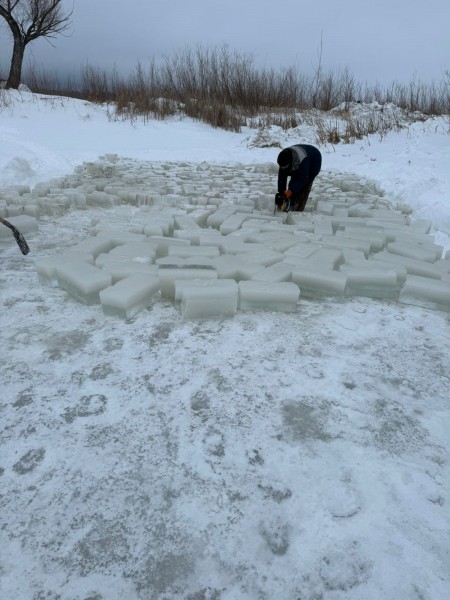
1, 91, 450, 600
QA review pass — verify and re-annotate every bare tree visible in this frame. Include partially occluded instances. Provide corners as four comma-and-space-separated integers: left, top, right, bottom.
0, 0, 72, 89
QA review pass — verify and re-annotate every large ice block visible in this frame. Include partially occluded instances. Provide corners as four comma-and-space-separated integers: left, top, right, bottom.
100, 274, 160, 318
389, 229, 437, 247
240, 248, 283, 267
238, 281, 300, 312
178, 280, 238, 320
347, 258, 407, 286
142, 223, 164, 237
100, 261, 159, 283
347, 203, 375, 218
265, 235, 300, 253
173, 230, 221, 245
292, 267, 348, 297
173, 215, 201, 230
409, 219, 432, 235
174, 278, 233, 300
251, 262, 293, 283
286, 213, 315, 231
147, 235, 190, 258
158, 265, 217, 298
56, 260, 113, 304
284, 243, 320, 262
387, 241, 439, 263
399, 275, 450, 311
237, 263, 266, 281
211, 255, 241, 279
370, 251, 442, 279
320, 235, 371, 258
306, 247, 344, 269
206, 206, 239, 228
86, 191, 115, 207
156, 256, 215, 268
187, 208, 214, 227
341, 249, 367, 263
95, 229, 147, 245
337, 227, 387, 252
35, 252, 94, 287
219, 213, 251, 235
167, 245, 220, 258
70, 237, 116, 258
341, 266, 399, 299
313, 219, 334, 236
218, 240, 267, 255
23, 204, 40, 218
144, 218, 173, 236
106, 241, 157, 263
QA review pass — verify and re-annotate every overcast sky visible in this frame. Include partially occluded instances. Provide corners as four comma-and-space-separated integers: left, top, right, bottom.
1, 0, 449, 85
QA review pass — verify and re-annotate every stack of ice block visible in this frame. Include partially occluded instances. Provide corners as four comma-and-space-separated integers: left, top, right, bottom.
26, 157, 449, 319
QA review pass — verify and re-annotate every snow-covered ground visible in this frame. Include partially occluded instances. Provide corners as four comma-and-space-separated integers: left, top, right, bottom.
1, 90, 450, 600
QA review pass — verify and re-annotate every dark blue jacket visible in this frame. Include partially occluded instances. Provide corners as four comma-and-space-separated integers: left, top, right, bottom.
278, 144, 322, 195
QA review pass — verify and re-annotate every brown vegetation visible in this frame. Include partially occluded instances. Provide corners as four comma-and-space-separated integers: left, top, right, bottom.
2, 45, 449, 140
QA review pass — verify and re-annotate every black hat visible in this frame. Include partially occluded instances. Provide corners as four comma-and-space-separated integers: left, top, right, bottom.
277, 148, 292, 169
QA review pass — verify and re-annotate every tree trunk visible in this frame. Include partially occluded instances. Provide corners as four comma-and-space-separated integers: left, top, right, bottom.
6, 37, 26, 89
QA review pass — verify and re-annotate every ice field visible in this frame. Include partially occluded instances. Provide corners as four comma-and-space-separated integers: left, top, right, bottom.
1, 92, 450, 600
2, 156, 449, 320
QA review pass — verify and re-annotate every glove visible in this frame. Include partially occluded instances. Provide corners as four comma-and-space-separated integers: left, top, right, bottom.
284, 190, 292, 199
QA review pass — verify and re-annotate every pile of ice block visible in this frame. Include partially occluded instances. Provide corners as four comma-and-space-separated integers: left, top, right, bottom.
5, 155, 445, 319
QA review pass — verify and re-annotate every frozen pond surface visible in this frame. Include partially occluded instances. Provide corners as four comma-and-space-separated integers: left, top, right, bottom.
1, 159, 450, 600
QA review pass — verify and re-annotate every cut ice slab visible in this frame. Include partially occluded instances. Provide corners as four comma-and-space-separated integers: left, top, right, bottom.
70, 236, 116, 258
100, 274, 160, 319
177, 279, 238, 320
292, 267, 348, 298
56, 260, 112, 305
100, 262, 159, 284
340, 266, 399, 299
158, 264, 218, 298
239, 248, 284, 267
147, 235, 190, 257
251, 262, 293, 283
387, 241, 442, 263
343, 258, 407, 286
399, 275, 450, 312
35, 252, 94, 287
167, 245, 220, 258
93, 228, 148, 245
106, 241, 157, 262
370, 252, 443, 279
238, 281, 300, 312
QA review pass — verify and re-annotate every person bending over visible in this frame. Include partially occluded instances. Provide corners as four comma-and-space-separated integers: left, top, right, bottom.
275, 144, 322, 212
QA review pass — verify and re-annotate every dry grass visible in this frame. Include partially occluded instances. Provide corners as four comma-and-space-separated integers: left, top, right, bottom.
16, 45, 450, 137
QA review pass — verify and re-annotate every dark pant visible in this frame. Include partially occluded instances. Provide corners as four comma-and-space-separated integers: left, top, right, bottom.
291, 178, 315, 211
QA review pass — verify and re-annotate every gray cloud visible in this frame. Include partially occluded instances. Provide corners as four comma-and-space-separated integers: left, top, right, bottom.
1, 0, 449, 84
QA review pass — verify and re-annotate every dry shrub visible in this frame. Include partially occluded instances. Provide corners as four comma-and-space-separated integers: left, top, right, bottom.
15, 44, 450, 137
